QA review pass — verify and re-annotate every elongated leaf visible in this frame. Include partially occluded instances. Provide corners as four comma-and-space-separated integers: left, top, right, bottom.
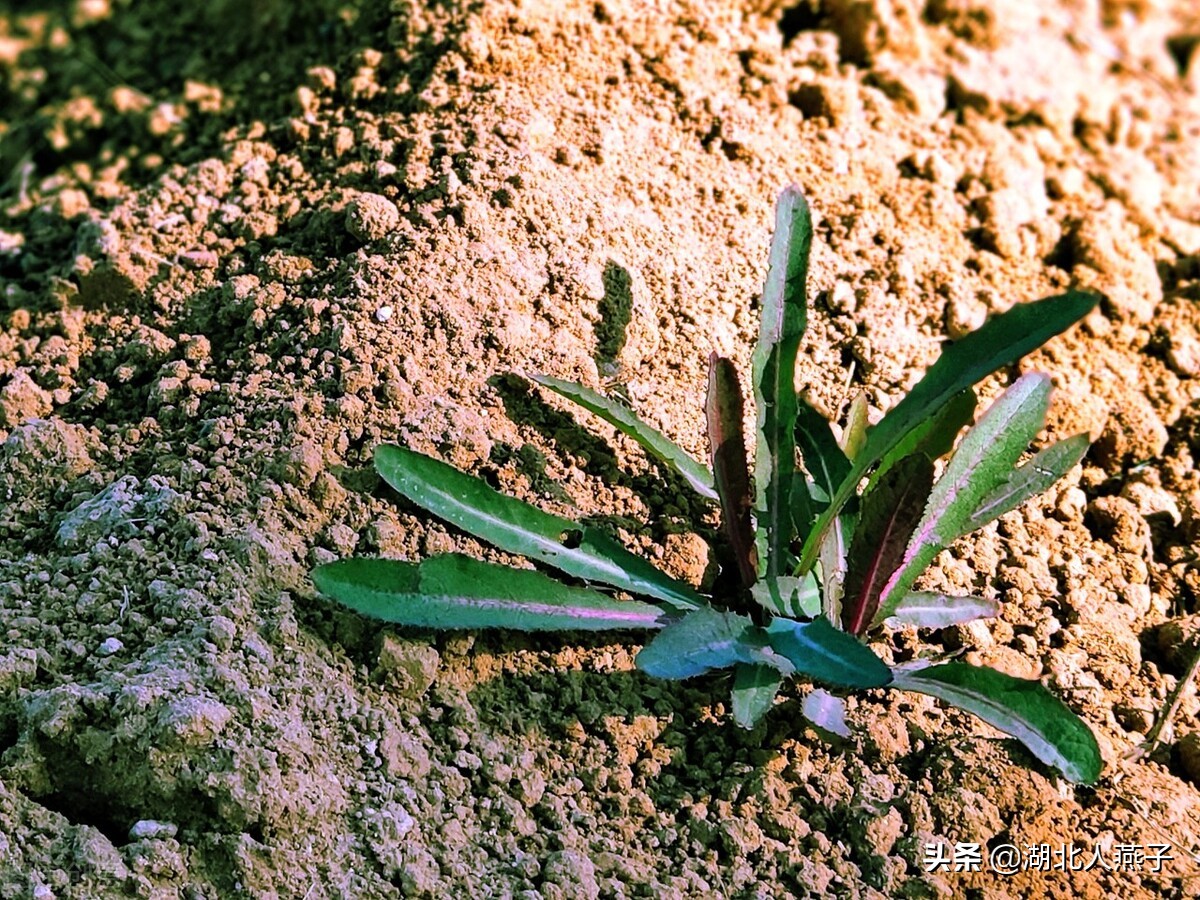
795, 399, 851, 505
531, 374, 717, 500
802, 688, 851, 738
765, 617, 892, 688
374, 444, 701, 612
870, 389, 976, 490
751, 573, 821, 618
875, 374, 1052, 619
752, 188, 813, 577
883, 592, 999, 629
842, 454, 934, 635
636, 606, 788, 679
818, 509, 853, 625
791, 475, 817, 540
841, 391, 870, 461
707, 354, 758, 587
798, 290, 1098, 572
313, 554, 669, 631
965, 433, 1089, 533
732, 663, 784, 728
892, 662, 1102, 784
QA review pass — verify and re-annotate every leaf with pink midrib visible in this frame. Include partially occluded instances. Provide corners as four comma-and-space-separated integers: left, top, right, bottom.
841, 454, 933, 635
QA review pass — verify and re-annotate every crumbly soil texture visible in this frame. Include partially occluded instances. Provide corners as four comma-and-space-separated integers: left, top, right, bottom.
3, 0, 1200, 897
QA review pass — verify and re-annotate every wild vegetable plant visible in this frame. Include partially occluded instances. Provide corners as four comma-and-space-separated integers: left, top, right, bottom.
312, 187, 1103, 784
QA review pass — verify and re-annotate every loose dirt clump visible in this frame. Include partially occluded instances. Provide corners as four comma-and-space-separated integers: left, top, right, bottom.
2, 0, 1200, 896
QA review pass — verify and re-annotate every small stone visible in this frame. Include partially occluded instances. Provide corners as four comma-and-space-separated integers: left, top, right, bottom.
376, 634, 440, 698
128, 820, 177, 841
1167, 335, 1200, 377
346, 192, 400, 242
375, 305, 394, 322
1179, 732, 1200, 785
945, 291, 987, 339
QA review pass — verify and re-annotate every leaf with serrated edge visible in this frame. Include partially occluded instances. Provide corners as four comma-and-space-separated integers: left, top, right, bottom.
798, 290, 1098, 572
707, 354, 758, 587
752, 188, 812, 576
374, 444, 701, 612
751, 574, 821, 618
765, 617, 892, 689
876, 374, 1052, 620
883, 592, 999, 630
795, 399, 851, 506
531, 374, 717, 500
965, 434, 1089, 533
802, 688, 851, 738
313, 554, 669, 631
636, 607, 791, 680
842, 454, 934, 635
732, 663, 784, 728
892, 662, 1102, 784
869, 389, 976, 491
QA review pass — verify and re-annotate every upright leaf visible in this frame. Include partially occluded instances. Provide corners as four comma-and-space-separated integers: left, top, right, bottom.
765, 617, 892, 689
707, 354, 758, 587
752, 188, 813, 576
636, 607, 789, 679
869, 389, 976, 490
798, 290, 1098, 572
313, 554, 669, 631
732, 663, 784, 728
875, 374, 1053, 619
530, 374, 717, 500
818, 508, 854, 625
841, 453, 935, 635
964, 433, 1089, 533
373, 444, 702, 612
795, 399, 851, 505
841, 391, 870, 461
891, 662, 1102, 784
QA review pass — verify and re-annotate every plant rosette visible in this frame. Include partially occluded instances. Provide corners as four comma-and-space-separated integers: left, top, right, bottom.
313, 187, 1102, 786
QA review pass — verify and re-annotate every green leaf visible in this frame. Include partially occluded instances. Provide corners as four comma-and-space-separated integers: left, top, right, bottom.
765, 617, 892, 689
841, 391, 870, 461
752, 187, 812, 577
798, 290, 1098, 572
876, 374, 1052, 618
530, 374, 717, 500
891, 662, 1102, 784
312, 554, 669, 631
883, 592, 999, 629
635, 607, 787, 679
732, 663, 784, 728
373, 444, 702, 612
751, 574, 821, 618
870, 389, 976, 490
964, 434, 1089, 533
707, 354, 758, 587
802, 688, 851, 738
818, 509, 854, 624
842, 454, 935, 635
795, 399, 851, 506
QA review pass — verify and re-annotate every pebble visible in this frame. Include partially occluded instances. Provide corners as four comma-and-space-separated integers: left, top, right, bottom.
128, 820, 177, 841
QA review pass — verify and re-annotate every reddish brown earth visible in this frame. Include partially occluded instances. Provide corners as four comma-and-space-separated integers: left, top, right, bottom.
2, 0, 1200, 896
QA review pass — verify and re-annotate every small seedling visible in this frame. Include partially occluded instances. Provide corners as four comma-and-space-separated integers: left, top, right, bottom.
313, 187, 1103, 784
